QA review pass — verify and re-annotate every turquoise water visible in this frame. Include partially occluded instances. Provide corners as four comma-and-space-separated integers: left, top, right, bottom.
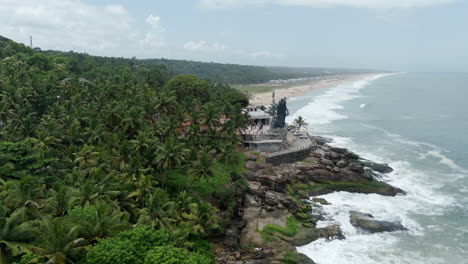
286, 73, 468, 264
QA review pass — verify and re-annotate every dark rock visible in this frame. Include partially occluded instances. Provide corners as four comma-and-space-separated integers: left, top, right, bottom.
284, 225, 344, 246
320, 158, 334, 167
313, 136, 332, 144
336, 160, 348, 168
328, 152, 341, 160
332, 167, 341, 173
349, 163, 365, 173
311, 198, 330, 205
311, 136, 332, 144
296, 253, 317, 264
245, 161, 261, 171
280, 198, 298, 211
264, 191, 279, 206
247, 154, 258, 161
362, 161, 394, 174
243, 171, 257, 181
349, 211, 407, 233
244, 194, 261, 207
310, 148, 327, 158
247, 182, 264, 197
330, 147, 348, 154
344, 152, 360, 160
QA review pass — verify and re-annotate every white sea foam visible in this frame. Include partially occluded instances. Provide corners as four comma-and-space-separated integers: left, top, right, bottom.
424, 150, 468, 174
288, 73, 466, 264
286, 74, 390, 126
297, 154, 456, 264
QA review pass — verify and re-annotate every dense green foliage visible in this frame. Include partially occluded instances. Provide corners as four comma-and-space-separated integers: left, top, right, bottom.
260, 216, 299, 242
0, 36, 250, 263
83, 226, 212, 264
0, 33, 378, 85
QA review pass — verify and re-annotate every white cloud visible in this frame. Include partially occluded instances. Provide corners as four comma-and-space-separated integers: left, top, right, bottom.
104, 4, 126, 15
182, 40, 282, 62
183, 40, 228, 52
199, 0, 456, 9
142, 14, 165, 48
146, 14, 161, 26
250, 50, 282, 59
0, 0, 166, 57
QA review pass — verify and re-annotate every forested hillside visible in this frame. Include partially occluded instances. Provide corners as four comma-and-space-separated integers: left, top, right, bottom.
3, 35, 376, 85
0, 35, 250, 264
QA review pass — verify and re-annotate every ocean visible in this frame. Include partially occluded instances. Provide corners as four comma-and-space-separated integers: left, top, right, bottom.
285, 73, 468, 264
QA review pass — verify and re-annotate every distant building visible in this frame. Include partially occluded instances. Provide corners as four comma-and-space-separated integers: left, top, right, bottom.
244, 106, 272, 126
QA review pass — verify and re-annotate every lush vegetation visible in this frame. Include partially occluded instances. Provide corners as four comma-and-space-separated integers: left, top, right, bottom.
0, 35, 251, 264
23, 35, 377, 85
259, 216, 299, 243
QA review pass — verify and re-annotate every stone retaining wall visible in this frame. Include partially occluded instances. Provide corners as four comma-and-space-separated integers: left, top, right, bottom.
265, 145, 314, 165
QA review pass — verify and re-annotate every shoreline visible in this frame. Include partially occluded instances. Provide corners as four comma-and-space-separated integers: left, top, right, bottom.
248, 73, 384, 106
214, 137, 404, 263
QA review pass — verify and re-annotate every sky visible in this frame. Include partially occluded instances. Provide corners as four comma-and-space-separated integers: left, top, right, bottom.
0, 0, 467, 72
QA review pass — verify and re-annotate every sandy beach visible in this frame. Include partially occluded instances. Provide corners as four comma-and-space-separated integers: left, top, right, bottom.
248, 73, 381, 106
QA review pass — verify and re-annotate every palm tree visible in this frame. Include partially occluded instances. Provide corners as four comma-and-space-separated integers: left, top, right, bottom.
177, 201, 220, 238
2, 179, 43, 210
74, 203, 128, 242
187, 149, 216, 185
33, 217, 88, 264
154, 91, 178, 116
0, 207, 34, 264
293, 116, 309, 130
73, 145, 99, 169
154, 137, 189, 170
127, 174, 157, 204
45, 186, 79, 217
137, 190, 175, 229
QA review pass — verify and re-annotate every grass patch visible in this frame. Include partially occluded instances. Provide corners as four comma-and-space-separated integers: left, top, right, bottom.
296, 160, 316, 165
280, 250, 298, 264
259, 216, 299, 242
167, 153, 247, 198
306, 180, 393, 195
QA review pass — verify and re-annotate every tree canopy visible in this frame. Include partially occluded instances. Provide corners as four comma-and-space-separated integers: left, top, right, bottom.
0, 35, 249, 264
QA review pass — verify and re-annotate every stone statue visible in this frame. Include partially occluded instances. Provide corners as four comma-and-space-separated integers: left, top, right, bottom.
273, 98, 289, 128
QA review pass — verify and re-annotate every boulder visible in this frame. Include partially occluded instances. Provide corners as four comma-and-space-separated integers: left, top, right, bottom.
310, 148, 327, 158
336, 160, 348, 168
361, 161, 394, 174
349, 163, 365, 174
243, 171, 257, 181
311, 198, 330, 205
283, 225, 344, 246
344, 152, 360, 160
264, 191, 279, 206
330, 147, 348, 154
320, 159, 334, 167
349, 211, 407, 233
328, 152, 341, 161
296, 253, 317, 264
244, 194, 261, 207
247, 182, 264, 197
247, 154, 258, 161
245, 161, 262, 171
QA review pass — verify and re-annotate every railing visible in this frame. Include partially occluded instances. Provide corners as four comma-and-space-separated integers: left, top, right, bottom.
265, 133, 317, 158
265, 142, 315, 158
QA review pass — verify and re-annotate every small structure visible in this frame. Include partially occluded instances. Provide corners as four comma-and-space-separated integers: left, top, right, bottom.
242, 100, 315, 162
244, 106, 272, 126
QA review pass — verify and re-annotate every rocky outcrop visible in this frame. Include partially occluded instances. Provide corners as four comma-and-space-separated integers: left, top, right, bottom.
349, 211, 407, 233
214, 137, 406, 264
360, 160, 394, 174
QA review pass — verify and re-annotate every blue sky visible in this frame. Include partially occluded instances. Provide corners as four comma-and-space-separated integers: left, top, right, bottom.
1, 0, 467, 72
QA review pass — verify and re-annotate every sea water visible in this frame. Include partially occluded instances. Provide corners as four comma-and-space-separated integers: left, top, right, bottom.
285, 73, 468, 264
